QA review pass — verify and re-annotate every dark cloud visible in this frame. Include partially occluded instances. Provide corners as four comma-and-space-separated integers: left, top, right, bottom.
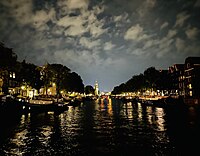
0, 0, 200, 91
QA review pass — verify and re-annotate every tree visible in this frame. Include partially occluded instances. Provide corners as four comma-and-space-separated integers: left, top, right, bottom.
0, 42, 17, 69
111, 83, 125, 95
17, 60, 43, 91
48, 64, 71, 96
65, 72, 84, 93
128, 74, 147, 92
156, 70, 172, 92
0, 42, 18, 94
38, 63, 85, 96
84, 85, 95, 95
37, 64, 51, 96
143, 67, 160, 90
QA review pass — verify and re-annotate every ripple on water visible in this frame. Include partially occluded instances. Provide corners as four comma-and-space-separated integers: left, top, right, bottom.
1, 99, 199, 155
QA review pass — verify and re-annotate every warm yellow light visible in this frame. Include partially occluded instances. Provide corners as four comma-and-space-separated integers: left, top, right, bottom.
21, 86, 25, 90
29, 91, 34, 98
189, 91, 192, 96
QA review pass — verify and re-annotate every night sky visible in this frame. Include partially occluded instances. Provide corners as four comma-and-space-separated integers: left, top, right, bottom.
0, 0, 200, 92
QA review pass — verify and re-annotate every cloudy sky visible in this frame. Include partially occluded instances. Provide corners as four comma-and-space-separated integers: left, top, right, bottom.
0, 0, 200, 92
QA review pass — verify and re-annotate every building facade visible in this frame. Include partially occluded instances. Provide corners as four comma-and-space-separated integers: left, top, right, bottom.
184, 57, 200, 98
168, 64, 184, 96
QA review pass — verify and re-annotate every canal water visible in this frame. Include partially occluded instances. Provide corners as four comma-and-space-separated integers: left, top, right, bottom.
1, 98, 200, 156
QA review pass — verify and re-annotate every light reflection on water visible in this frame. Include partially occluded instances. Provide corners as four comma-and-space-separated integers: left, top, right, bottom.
1, 98, 200, 155
154, 108, 166, 131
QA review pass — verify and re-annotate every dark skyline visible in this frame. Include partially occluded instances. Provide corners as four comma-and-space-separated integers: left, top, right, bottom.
0, 0, 200, 92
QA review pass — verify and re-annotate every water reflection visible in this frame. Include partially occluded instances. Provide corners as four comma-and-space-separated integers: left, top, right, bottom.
1, 98, 200, 155
154, 108, 166, 131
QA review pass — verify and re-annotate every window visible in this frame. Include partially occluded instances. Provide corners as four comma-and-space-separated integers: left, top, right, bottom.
189, 91, 192, 96
13, 73, 15, 79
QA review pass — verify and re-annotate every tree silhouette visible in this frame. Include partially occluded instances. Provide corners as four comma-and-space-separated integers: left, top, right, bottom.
48, 63, 71, 96
0, 42, 18, 94
0, 42, 17, 69
17, 60, 43, 92
143, 67, 160, 91
84, 85, 95, 95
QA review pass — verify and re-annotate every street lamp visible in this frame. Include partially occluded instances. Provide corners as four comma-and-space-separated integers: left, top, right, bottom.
21, 85, 26, 90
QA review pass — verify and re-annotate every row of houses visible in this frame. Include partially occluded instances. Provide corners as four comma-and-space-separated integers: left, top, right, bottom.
168, 57, 200, 99
0, 69, 57, 98
1, 56, 200, 100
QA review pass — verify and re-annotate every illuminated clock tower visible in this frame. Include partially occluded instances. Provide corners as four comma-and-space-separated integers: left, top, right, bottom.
94, 81, 99, 96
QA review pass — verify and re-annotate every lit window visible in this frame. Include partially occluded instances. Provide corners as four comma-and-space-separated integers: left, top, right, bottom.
13, 73, 15, 79
189, 84, 192, 89
189, 91, 192, 96
10, 73, 12, 78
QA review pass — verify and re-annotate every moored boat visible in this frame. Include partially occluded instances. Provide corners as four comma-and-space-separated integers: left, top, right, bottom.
20, 99, 69, 114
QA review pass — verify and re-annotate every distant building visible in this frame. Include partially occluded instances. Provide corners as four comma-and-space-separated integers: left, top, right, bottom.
184, 57, 200, 98
94, 81, 99, 96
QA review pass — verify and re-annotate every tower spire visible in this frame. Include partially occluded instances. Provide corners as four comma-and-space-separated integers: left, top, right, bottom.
94, 80, 99, 96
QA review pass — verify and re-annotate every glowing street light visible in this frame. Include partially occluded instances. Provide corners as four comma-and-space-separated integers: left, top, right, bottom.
21, 85, 26, 90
